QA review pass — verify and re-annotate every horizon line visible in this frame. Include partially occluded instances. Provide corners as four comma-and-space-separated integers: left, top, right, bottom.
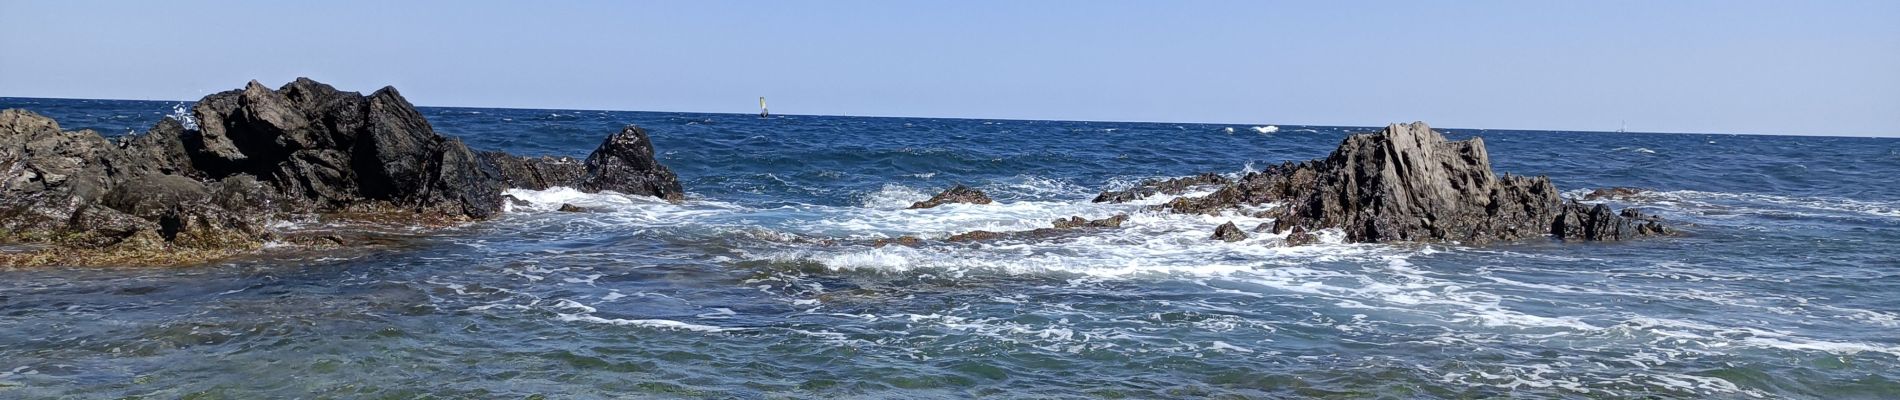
1, 95, 1889, 140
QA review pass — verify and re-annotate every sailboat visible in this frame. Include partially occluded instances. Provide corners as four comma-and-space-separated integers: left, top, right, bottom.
759, 97, 769, 118
1618, 120, 1626, 133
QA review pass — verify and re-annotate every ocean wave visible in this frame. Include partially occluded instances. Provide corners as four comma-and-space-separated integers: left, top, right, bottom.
1252, 125, 1279, 134
1611, 189, 1900, 220
857, 184, 930, 210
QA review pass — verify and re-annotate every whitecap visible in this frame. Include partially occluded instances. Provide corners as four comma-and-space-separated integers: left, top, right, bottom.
555, 313, 735, 332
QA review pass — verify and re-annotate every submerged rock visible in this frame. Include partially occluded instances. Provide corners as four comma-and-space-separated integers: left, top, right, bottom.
937, 214, 1130, 244
909, 184, 992, 209
872, 235, 923, 248
0, 78, 687, 266
1582, 187, 1648, 201
1100, 122, 1669, 245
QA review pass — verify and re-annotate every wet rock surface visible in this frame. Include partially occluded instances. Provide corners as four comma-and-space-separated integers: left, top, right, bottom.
1098, 122, 1670, 245
908, 184, 993, 209
0, 78, 684, 266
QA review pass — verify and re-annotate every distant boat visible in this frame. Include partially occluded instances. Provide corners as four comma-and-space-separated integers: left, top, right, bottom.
759, 97, 769, 118
1618, 120, 1626, 133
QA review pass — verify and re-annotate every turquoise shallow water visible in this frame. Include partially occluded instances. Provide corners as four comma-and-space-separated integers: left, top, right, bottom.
3, 97, 1899, 398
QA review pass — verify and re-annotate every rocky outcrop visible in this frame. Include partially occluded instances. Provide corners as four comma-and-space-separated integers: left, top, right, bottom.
1098, 122, 1669, 245
0, 78, 685, 266
909, 184, 993, 209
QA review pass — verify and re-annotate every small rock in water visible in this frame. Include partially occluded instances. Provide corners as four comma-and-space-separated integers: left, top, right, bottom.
909, 184, 992, 209
945, 230, 1004, 242
1582, 187, 1647, 201
1211, 221, 1247, 242
1052, 214, 1128, 229
1284, 226, 1317, 246
557, 203, 584, 212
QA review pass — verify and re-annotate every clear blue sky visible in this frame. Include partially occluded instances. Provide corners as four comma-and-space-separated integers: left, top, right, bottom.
2, 1, 1895, 136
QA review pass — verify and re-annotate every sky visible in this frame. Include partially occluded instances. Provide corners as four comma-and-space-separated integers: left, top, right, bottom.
2, 1, 1896, 137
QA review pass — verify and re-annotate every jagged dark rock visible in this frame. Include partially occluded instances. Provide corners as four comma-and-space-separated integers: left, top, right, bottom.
1099, 122, 1668, 245
909, 184, 993, 209
0, 78, 686, 266
579, 126, 685, 201
557, 203, 584, 212
1211, 221, 1247, 242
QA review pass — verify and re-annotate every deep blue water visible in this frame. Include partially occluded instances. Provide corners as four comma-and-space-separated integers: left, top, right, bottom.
3, 96, 1899, 398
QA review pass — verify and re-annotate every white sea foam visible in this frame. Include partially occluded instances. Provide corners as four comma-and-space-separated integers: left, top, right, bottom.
491, 178, 1899, 389
168, 103, 199, 130
858, 184, 930, 209
555, 313, 735, 332
1251, 125, 1279, 134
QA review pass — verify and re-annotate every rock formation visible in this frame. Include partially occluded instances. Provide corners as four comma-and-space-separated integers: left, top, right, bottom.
0, 78, 683, 266
1097, 122, 1669, 245
909, 184, 993, 209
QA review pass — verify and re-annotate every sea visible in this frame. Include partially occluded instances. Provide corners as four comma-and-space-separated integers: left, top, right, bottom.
2, 97, 1898, 399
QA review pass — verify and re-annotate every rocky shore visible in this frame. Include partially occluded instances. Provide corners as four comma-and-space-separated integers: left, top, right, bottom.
3, 81, 1668, 267
1094, 122, 1670, 245
0, 78, 681, 266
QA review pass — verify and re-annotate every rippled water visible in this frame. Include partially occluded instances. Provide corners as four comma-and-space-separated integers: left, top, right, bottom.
3, 97, 1899, 398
